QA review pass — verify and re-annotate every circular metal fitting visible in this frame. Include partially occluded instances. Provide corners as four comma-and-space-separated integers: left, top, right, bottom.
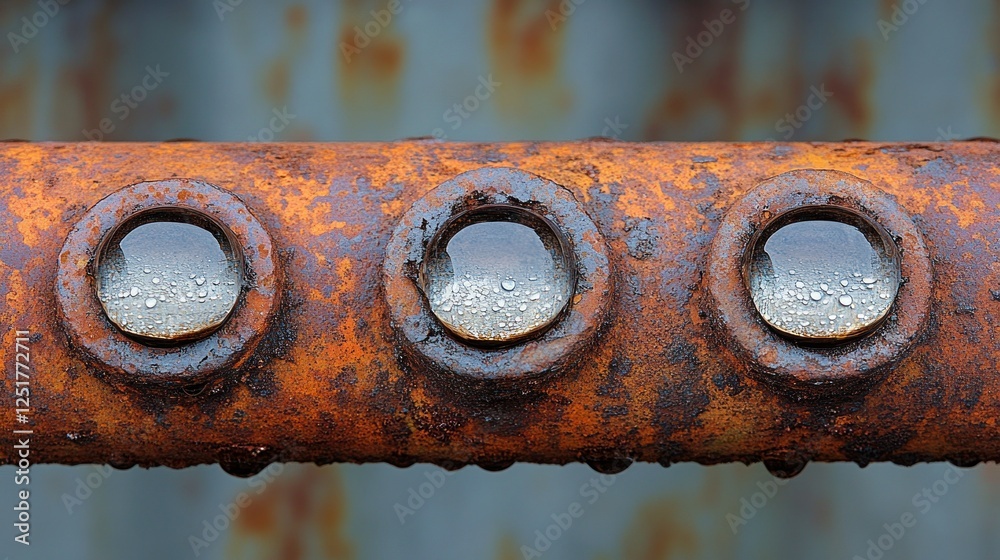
418, 204, 577, 345
745, 206, 901, 343
56, 179, 282, 386
706, 169, 932, 396
383, 167, 611, 387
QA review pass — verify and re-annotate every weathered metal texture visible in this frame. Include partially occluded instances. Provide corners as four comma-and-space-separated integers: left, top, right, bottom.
383, 167, 612, 390
56, 179, 282, 387
1, 141, 999, 471
706, 168, 933, 399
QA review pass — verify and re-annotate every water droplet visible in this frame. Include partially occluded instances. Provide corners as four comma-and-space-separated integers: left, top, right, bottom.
746, 208, 900, 342
95, 210, 243, 344
419, 206, 575, 344
195, 276, 206, 286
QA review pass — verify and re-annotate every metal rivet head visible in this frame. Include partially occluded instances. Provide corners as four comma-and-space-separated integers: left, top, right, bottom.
745, 206, 900, 343
95, 209, 243, 344
418, 205, 576, 345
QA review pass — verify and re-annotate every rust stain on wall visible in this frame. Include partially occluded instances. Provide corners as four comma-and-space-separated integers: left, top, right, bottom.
262, 5, 311, 105
286, 4, 308, 32
58, 0, 120, 139
495, 533, 522, 560
336, 0, 405, 133
643, 2, 748, 140
822, 40, 874, 138
487, 0, 572, 123
620, 499, 699, 560
228, 465, 353, 560
0, 54, 38, 139
880, 0, 899, 19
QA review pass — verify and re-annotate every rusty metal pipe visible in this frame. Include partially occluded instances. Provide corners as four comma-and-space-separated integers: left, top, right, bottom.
1, 141, 998, 475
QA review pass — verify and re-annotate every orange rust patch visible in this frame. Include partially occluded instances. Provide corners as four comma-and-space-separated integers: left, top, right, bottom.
486, 0, 571, 123
286, 5, 308, 31
621, 499, 700, 560
229, 466, 353, 560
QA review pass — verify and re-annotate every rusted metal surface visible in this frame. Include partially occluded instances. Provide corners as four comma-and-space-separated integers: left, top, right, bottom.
56, 179, 282, 387
706, 169, 933, 399
384, 167, 611, 389
1, 141, 999, 472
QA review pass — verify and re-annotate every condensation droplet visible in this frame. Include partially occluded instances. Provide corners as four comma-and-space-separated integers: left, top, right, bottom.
746, 208, 900, 342
96, 210, 243, 344
420, 206, 575, 344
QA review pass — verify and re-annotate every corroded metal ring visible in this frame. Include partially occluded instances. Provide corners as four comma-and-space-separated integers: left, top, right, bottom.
56, 179, 281, 386
706, 169, 932, 396
383, 167, 612, 388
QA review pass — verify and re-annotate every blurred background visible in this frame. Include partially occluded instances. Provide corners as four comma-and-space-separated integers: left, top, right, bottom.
1, 0, 999, 558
